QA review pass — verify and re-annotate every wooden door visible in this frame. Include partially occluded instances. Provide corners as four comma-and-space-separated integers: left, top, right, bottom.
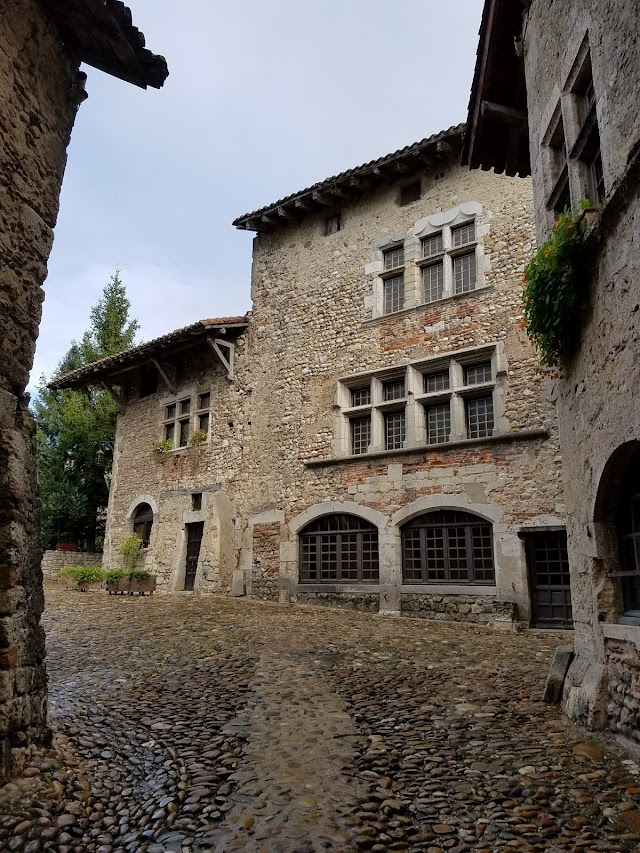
526, 530, 573, 629
184, 522, 204, 591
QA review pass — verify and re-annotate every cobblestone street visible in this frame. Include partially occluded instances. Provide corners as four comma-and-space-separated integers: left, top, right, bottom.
2, 589, 640, 853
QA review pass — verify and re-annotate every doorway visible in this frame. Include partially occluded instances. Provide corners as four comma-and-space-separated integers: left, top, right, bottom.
525, 530, 573, 629
184, 522, 204, 591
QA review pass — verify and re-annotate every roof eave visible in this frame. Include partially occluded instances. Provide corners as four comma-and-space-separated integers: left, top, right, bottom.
234, 124, 466, 233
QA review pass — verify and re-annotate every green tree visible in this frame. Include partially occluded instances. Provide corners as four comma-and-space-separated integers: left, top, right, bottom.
34, 271, 139, 550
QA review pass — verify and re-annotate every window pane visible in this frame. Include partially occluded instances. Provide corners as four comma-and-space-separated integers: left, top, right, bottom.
452, 221, 476, 247
351, 386, 371, 407
385, 411, 405, 450
198, 412, 210, 433
421, 232, 443, 258
464, 362, 492, 385
165, 404, 176, 420
424, 370, 449, 393
351, 417, 371, 455
300, 516, 379, 584
453, 252, 477, 293
179, 418, 190, 447
427, 403, 450, 444
383, 275, 404, 313
403, 529, 423, 581
466, 396, 494, 439
447, 527, 470, 581
198, 392, 210, 410
383, 379, 405, 401
180, 399, 191, 415
383, 247, 404, 270
422, 261, 444, 303
339, 533, 359, 580
164, 422, 175, 443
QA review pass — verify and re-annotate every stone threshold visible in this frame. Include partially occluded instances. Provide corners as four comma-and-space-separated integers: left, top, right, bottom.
303, 428, 549, 468
602, 623, 640, 644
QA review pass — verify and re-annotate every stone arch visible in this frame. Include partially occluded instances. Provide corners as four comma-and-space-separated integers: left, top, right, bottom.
592, 440, 640, 621
391, 493, 503, 529
126, 494, 159, 520
289, 500, 389, 535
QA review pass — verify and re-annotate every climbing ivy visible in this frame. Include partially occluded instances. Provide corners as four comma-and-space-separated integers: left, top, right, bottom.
522, 201, 590, 372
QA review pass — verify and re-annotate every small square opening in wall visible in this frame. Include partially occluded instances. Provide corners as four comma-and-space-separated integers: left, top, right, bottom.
399, 181, 421, 206
324, 214, 341, 235
192, 493, 202, 511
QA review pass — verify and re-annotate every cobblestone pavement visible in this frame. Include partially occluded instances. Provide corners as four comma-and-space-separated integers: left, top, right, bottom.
2, 589, 640, 853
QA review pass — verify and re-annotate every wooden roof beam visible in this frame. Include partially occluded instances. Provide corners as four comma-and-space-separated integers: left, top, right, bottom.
481, 100, 527, 125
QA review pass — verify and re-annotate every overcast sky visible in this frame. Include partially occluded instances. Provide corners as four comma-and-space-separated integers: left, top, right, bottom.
31, 0, 484, 386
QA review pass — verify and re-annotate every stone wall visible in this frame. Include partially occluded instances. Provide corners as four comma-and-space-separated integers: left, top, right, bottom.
101, 152, 566, 628
40, 551, 103, 581
0, 0, 78, 779
604, 633, 640, 741
522, 0, 640, 730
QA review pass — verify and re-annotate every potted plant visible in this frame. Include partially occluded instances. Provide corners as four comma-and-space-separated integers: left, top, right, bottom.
105, 569, 129, 595
59, 565, 105, 592
127, 569, 156, 595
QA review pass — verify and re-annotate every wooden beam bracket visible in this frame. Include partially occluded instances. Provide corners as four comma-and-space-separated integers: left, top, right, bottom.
207, 337, 235, 380
151, 358, 176, 395
101, 382, 125, 414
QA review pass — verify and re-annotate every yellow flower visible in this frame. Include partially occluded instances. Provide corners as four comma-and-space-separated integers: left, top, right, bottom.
544, 248, 551, 257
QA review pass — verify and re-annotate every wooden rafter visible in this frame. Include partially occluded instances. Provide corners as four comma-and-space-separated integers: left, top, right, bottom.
206, 337, 235, 380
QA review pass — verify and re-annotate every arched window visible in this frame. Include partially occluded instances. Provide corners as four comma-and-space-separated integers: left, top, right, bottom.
299, 514, 379, 583
133, 503, 154, 548
402, 510, 495, 584
617, 456, 640, 615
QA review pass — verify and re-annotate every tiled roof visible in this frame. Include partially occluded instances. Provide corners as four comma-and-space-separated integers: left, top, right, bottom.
233, 124, 466, 232
49, 316, 249, 390
40, 0, 169, 89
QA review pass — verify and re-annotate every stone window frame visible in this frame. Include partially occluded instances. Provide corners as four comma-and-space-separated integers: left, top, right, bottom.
160, 387, 211, 450
364, 201, 489, 319
540, 33, 605, 226
332, 342, 508, 459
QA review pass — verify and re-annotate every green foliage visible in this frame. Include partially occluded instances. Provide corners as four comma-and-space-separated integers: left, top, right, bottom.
105, 569, 128, 584
128, 570, 152, 581
154, 439, 174, 455
120, 534, 143, 571
522, 202, 589, 371
187, 429, 208, 448
59, 566, 106, 583
34, 271, 139, 549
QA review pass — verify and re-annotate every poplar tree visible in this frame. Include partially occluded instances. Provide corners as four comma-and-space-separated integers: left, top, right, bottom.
35, 271, 139, 550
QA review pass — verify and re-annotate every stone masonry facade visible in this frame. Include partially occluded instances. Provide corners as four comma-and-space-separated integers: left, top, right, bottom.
516, 0, 640, 737
91, 131, 568, 635
0, 0, 79, 781
40, 550, 103, 582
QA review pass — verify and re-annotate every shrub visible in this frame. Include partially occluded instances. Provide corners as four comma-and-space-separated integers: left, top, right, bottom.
59, 566, 105, 584
522, 201, 589, 371
187, 429, 208, 448
128, 570, 152, 581
154, 439, 173, 455
120, 534, 143, 571
105, 569, 127, 584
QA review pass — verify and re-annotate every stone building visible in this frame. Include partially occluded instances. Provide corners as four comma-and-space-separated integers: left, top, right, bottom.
1, 0, 167, 779
464, 0, 640, 737
54, 125, 569, 631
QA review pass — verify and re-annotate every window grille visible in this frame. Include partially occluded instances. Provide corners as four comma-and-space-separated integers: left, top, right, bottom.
299, 515, 379, 583
351, 386, 371, 407
464, 362, 492, 385
422, 232, 443, 258
452, 221, 476, 247
383, 275, 404, 313
453, 252, 477, 293
351, 417, 371, 455
385, 411, 405, 450
402, 510, 495, 584
466, 396, 494, 439
426, 403, 450, 444
383, 247, 404, 271
423, 370, 449, 393
383, 379, 405, 401
422, 262, 444, 303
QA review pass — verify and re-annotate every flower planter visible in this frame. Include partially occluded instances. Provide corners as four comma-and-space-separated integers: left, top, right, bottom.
64, 577, 103, 592
106, 578, 130, 595
127, 576, 156, 595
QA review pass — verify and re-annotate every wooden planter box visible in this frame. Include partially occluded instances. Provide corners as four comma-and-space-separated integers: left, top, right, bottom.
64, 578, 103, 592
106, 578, 130, 595
127, 576, 156, 595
